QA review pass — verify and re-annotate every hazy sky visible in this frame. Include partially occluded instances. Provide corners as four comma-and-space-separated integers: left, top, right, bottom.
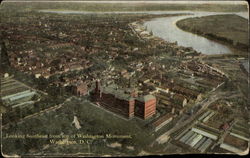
2, 0, 248, 4
2, 0, 248, 2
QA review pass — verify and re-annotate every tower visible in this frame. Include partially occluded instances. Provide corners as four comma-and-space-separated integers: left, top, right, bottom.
95, 79, 100, 93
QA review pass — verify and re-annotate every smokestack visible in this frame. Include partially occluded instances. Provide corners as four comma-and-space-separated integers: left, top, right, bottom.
95, 79, 100, 92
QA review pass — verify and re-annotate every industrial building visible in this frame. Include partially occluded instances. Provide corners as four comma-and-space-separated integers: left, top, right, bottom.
198, 110, 216, 123
1, 76, 38, 110
151, 113, 173, 131
176, 128, 215, 153
191, 124, 220, 141
220, 134, 248, 154
90, 81, 156, 120
135, 95, 156, 119
219, 120, 249, 154
229, 121, 249, 142
71, 81, 88, 96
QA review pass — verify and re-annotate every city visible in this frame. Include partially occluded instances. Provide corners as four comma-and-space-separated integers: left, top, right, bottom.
0, 1, 249, 157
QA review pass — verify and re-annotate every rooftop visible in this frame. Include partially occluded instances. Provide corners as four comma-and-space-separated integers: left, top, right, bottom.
136, 94, 156, 102
101, 84, 134, 101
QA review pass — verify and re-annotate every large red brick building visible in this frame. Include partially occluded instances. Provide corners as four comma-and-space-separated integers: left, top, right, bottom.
99, 92, 135, 118
91, 82, 135, 119
90, 81, 156, 120
135, 95, 156, 119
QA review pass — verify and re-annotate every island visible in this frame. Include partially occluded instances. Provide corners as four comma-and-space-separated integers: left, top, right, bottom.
176, 14, 249, 54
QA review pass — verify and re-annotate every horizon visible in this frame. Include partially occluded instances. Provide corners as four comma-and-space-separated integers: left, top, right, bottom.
2, 0, 248, 5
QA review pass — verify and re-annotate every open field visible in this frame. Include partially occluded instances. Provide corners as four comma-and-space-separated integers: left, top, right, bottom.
176, 14, 249, 53
2, 98, 154, 156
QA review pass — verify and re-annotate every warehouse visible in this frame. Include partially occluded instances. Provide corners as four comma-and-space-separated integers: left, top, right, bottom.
191, 126, 219, 140
1, 76, 38, 109
151, 113, 173, 131
177, 127, 215, 153
188, 134, 203, 147
193, 137, 207, 150
179, 130, 194, 143
229, 121, 250, 141
220, 134, 248, 154
198, 138, 213, 152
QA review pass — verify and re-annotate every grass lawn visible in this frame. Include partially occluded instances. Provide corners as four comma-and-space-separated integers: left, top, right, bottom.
2, 97, 155, 156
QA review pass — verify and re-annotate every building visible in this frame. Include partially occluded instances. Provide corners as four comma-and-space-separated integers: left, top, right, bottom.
2, 90, 36, 106
1, 76, 39, 110
230, 121, 250, 141
100, 86, 135, 118
220, 134, 248, 154
151, 113, 173, 131
170, 85, 201, 101
135, 95, 156, 119
191, 124, 220, 140
173, 94, 188, 107
90, 81, 156, 120
91, 82, 135, 119
72, 81, 88, 96
90, 80, 101, 102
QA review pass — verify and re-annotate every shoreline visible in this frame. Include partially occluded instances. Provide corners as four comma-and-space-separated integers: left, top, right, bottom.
36, 10, 248, 57
175, 17, 248, 57
129, 19, 203, 58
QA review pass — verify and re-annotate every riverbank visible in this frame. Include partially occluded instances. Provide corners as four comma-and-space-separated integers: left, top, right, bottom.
129, 20, 202, 58
176, 14, 248, 56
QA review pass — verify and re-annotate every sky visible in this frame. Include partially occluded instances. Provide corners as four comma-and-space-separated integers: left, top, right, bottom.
2, 0, 248, 3
1, 0, 248, 7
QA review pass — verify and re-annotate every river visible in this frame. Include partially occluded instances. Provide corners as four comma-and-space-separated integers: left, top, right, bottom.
143, 11, 248, 55
40, 10, 248, 55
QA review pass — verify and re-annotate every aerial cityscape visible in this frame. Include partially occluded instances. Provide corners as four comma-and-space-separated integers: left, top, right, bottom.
0, 0, 249, 157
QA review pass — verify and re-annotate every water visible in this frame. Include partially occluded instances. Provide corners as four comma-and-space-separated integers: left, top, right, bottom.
144, 11, 248, 55
39, 10, 197, 15
40, 10, 248, 55
39, 10, 249, 19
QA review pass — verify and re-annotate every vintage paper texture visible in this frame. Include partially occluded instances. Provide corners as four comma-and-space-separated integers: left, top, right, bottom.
0, 0, 249, 157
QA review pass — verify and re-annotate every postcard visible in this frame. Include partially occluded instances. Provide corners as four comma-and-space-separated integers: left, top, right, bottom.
0, 0, 249, 157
